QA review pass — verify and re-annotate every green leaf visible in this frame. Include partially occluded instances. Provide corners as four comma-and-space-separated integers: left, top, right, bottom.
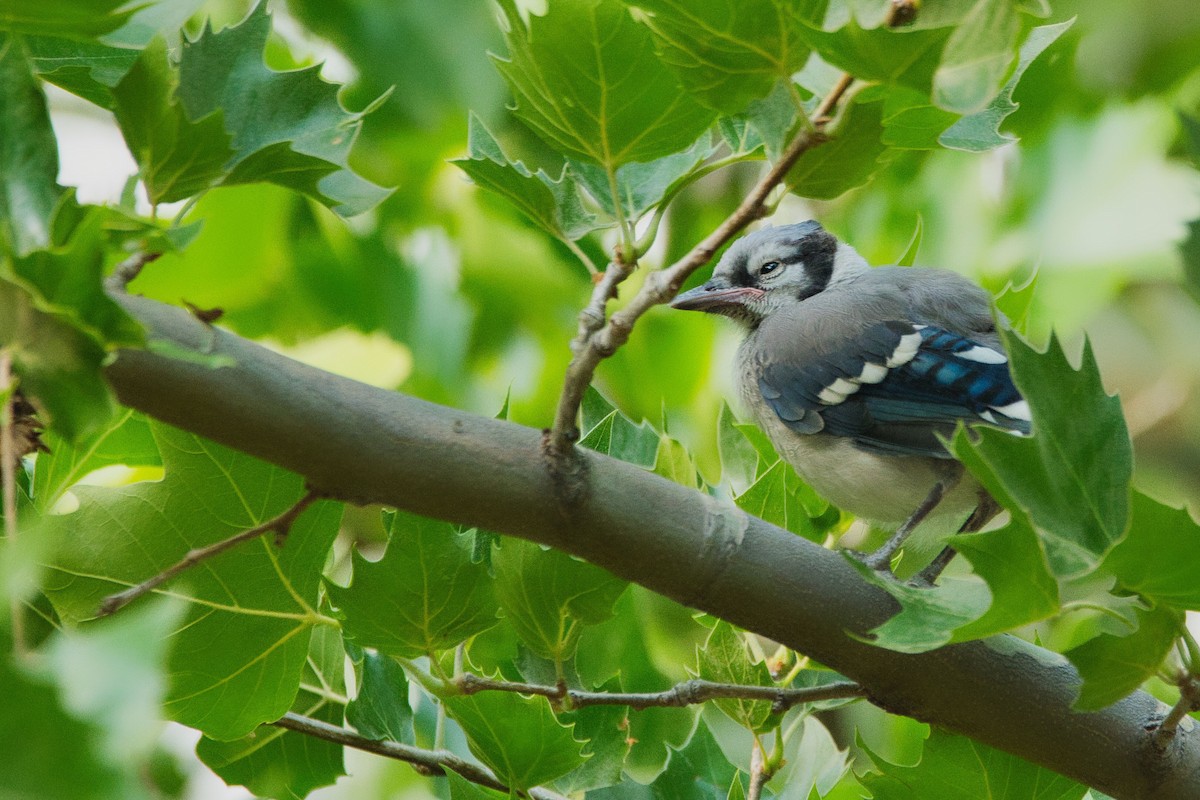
654, 433, 700, 489
797, 21, 951, 92
695, 621, 776, 732
880, 86, 959, 149
0, 275, 114, 441
569, 133, 717, 221
861, 727, 1087, 800
443, 690, 586, 791
949, 518, 1060, 639
176, 4, 390, 216
1066, 606, 1182, 711
580, 387, 660, 467
992, 270, 1038, 335
112, 37, 235, 205
328, 510, 498, 658
0, 0, 134, 38
735, 459, 827, 543
25, 34, 139, 108
43, 422, 343, 739
940, 20, 1073, 152
592, 721, 736, 800
0, 655, 139, 799
851, 563, 992, 653
448, 772, 509, 800
11, 201, 144, 346
550, 683, 631, 794
0, 33, 61, 256
717, 402, 760, 494
785, 93, 891, 199
454, 116, 599, 241
766, 714, 851, 798
951, 331, 1132, 577
197, 623, 346, 798
492, 0, 715, 168
47, 596, 186, 761
932, 0, 1020, 114
493, 537, 628, 663
1103, 492, 1200, 610
620, 0, 824, 114
346, 650, 415, 743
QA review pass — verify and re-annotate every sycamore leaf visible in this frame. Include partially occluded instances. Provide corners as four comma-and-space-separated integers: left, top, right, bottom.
590, 722, 735, 800
861, 727, 1087, 800
197, 623, 346, 798
1102, 492, 1200, 610
796, 20, 951, 93
620, 0, 824, 114
932, 0, 1020, 114
940, 20, 1073, 152
1066, 606, 1182, 711
112, 37, 234, 205
442, 691, 586, 791
346, 650, 414, 744
492, 537, 628, 663
43, 422, 343, 740
492, 0, 715, 169
0, 33, 61, 256
735, 459, 827, 543
453, 115, 600, 241
327, 510, 498, 659
1180, 216, 1200, 307
951, 331, 1132, 577
0, 275, 114, 441
695, 621, 777, 732
569, 133, 717, 221
786, 92, 892, 199
579, 386, 660, 467
0, 0, 134, 38
25, 35, 139, 109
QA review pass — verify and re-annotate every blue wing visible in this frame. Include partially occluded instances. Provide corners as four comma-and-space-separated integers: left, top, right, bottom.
758, 323, 1031, 458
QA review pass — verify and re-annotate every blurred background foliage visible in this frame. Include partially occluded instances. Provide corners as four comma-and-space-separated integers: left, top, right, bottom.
36, 0, 1200, 795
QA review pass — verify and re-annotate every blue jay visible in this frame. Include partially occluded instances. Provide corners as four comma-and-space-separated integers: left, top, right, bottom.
671, 221, 1030, 577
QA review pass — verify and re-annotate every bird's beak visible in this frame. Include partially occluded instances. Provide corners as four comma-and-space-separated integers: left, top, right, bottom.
670, 280, 760, 312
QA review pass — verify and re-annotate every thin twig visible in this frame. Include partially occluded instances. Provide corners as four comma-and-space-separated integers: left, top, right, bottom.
456, 673, 865, 712
545, 79, 858, 457
96, 489, 321, 617
1156, 675, 1200, 749
271, 712, 569, 800
748, 742, 769, 800
104, 251, 162, 292
0, 350, 25, 658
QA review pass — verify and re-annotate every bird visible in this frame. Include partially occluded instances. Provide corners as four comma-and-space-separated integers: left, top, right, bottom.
670, 220, 1031, 581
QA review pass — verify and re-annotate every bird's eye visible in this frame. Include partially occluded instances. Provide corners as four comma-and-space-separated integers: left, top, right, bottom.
760, 261, 781, 276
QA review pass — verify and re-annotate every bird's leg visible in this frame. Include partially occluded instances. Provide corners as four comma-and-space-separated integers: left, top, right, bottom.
910, 491, 1002, 587
860, 480, 948, 572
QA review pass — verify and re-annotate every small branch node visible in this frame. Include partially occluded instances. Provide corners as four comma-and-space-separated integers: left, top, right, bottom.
105, 251, 162, 292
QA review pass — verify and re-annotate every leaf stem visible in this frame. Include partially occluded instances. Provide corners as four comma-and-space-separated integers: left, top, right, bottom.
95, 488, 323, 617
271, 711, 569, 799
1154, 674, 1200, 750
455, 673, 864, 712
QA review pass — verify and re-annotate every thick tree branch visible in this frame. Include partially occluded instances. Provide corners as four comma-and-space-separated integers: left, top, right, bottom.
455, 673, 865, 712
104, 294, 1200, 800
271, 712, 567, 800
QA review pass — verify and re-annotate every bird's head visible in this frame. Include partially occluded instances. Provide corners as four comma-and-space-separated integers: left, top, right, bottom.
670, 221, 866, 328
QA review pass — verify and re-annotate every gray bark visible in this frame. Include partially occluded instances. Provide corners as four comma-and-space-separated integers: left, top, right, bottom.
103, 292, 1200, 799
